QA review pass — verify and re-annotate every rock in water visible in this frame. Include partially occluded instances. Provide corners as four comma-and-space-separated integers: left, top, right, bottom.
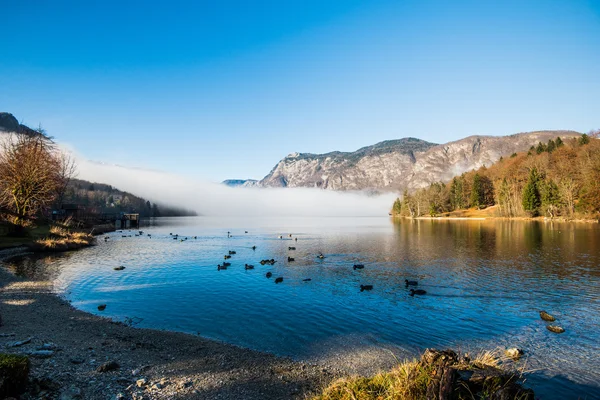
546, 325, 565, 334
505, 348, 524, 360
539, 311, 556, 322
97, 304, 107, 311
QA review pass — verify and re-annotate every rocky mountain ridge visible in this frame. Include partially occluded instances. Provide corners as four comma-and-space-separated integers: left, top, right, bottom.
229, 130, 582, 192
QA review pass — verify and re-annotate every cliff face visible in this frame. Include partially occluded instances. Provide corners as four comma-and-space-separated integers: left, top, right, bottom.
257, 131, 581, 192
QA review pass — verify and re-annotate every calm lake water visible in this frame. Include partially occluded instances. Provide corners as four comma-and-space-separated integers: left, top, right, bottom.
10, 217, 600, 399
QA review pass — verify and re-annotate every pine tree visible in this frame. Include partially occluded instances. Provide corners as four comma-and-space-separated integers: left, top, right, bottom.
555, 136, 564, 148
579, 133, 590, 145
522, 168, 542, 216
470, 174, 484, 209
536, 142, 547, 154
547, 139, 556, 153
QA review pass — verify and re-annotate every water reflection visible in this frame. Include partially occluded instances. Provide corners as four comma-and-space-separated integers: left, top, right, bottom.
7, 217, 600, 399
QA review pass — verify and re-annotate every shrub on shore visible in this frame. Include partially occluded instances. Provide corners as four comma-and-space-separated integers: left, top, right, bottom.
0, 353, 30, 398
31, 224, 95, 252
312, 349, 533, 400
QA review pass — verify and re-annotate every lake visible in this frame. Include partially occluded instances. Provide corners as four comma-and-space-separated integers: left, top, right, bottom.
10, 217, 600, 399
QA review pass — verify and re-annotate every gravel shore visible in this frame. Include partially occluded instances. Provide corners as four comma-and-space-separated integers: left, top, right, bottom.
0, 252, 340, 400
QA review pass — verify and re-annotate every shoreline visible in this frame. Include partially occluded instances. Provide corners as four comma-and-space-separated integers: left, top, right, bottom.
391, 215, 599, 223
0, 254, 339, 399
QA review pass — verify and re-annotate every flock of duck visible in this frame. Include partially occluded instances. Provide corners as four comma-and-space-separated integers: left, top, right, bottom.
107, 229, 428, 295
210, 231, 428, 295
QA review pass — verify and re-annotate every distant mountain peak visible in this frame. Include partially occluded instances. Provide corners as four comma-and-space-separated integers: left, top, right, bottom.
254, 131, 581, 191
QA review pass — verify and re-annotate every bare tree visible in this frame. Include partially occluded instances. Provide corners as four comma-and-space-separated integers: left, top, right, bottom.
0, 133, 75, 228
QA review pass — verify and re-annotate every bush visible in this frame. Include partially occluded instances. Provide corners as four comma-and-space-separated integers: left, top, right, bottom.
0, 353, 30, 397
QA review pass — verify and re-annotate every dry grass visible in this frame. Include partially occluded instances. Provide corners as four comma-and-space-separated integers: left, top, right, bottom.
311, 350, 528, 400
33, 224, 95, 252
312, 359, 431, 400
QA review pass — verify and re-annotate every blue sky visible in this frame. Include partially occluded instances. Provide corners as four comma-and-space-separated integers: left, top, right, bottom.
1, 0, 599, 181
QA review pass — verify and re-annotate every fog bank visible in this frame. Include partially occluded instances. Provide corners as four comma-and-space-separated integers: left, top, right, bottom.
74, 155, 396, 217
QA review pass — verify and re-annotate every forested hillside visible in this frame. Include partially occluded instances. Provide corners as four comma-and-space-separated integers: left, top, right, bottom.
62, 179, 197, 217
393, 132, 600, 219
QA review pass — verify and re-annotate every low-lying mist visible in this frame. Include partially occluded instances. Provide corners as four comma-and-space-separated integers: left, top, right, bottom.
74, 154, 396, 217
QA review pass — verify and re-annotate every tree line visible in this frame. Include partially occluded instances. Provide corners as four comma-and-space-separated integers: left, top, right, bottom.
393, 133, 600, 219
1, 130, 196, 234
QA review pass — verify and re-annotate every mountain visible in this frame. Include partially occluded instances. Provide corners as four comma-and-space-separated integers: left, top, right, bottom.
0, 112, 42, 137
63, 179, 198, 217
251, 131, 582, 192
222, 179, 259, 188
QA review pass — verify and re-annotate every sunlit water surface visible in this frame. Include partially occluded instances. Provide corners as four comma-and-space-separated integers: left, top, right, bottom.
10, 217, 600, 399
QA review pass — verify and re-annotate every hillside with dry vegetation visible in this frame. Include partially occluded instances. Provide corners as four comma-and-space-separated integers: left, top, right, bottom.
392, 132, 600, 220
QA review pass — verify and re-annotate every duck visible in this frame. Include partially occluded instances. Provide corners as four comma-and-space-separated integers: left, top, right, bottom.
353, 264, 365, 270
97, 304, 107, 311
229, 250, 236, 255
405, 279, 418, 286
409, 289, 426, 296
113, 266, 125, 271
287, 257, 295, 262
224, 255, 231, 259
251, 246, 256, 250
360, 285, 373, 292
275, 277, 284, 284
222, 262, 231, 267
266, 272, 273, 278
317, 253, 325, 259
217, 264, 227, 271
288, 247, 296, 250
244, 264, 255, 270
303, 278, 312, 282
539, 311, 556, 322
245, 231, 248, 234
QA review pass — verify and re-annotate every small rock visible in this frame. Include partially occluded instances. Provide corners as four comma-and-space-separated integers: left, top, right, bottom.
539, 311, 556, 322
132, 365, 152, 375
59, 386, 82, 400
39, 343, 58, 351
28, 350, 54, 358
547, 325, 565, 334
136, 378, 148, 388
505, 348, 524, 360
9, 337, 32, 347
97, 360, 120, 372
151, 382, 163, 390
98, 304, 107, 311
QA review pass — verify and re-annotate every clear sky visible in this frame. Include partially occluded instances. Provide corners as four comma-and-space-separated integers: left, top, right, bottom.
1, 0, 599, 182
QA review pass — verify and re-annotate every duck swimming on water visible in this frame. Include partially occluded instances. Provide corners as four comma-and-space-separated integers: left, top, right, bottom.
275, 277, 283, 284
360, 285, 373, 292
266, 272, 272, 278
409, 289, 426, 296
405, 279, 418, 286
353, 264, 364, 270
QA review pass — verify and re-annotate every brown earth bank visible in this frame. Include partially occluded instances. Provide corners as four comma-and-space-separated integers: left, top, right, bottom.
0, 259, 340, 400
